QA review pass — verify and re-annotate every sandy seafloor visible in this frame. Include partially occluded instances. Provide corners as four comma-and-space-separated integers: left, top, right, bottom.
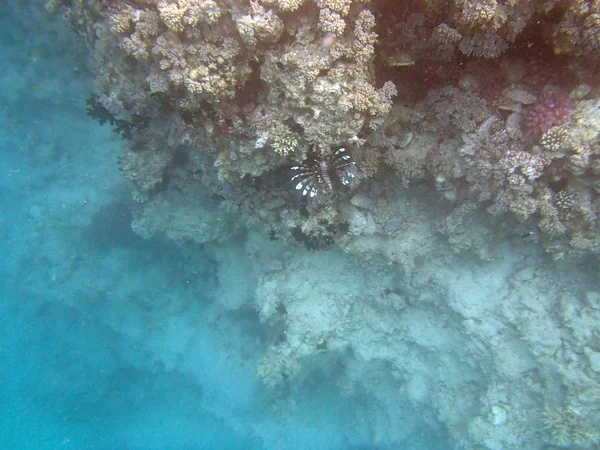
1, 2, 599, 450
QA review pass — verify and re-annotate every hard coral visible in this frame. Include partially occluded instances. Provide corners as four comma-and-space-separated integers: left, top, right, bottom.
541, 405, 600, 448
235, 1, 284, 47
525, 93, 573, 139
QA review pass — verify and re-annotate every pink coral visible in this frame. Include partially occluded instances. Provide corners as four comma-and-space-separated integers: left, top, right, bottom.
524, 93, 573, 139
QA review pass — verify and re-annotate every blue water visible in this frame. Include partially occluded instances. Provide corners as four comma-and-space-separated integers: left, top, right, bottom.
0, 2, 450, 449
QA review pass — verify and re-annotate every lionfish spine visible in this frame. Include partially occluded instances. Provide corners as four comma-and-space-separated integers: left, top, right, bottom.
319, 160, 333, 192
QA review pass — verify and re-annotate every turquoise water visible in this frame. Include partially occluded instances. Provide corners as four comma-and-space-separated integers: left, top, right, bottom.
0, 3, 449, 449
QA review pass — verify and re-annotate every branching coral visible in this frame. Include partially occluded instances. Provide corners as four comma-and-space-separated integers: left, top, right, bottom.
260, 9, 396, 151
554, 2, 600, 59
350, 9, 377, 63
429, 86, 492, 132
540, 126, 568, 152
275, 0, 306, 12
315, 0, 353, 16
345, 80, 397, 117
318, 8, 346, 36
455, 0, 501, 30
375, 0, 539, 63
157, 0, 222, 31
235, 1, 284, 47
541, 405, 600, 448
458, 31, 508, 58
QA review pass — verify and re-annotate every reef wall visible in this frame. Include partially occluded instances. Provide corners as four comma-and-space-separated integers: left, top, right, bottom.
47, 0, 600, 448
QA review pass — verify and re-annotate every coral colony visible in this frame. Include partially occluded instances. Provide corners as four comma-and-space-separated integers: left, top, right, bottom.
47, 0, 600, 448
524, 93, 574, 139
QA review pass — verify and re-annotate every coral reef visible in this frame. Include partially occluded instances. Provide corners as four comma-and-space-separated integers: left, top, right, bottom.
52, 1, 600, 448
53, 0, 600, 260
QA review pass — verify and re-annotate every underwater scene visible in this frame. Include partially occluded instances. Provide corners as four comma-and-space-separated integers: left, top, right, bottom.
2, 0, 600, 449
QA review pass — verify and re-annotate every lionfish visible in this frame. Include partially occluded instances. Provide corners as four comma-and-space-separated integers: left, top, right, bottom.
291, 146, 356, 197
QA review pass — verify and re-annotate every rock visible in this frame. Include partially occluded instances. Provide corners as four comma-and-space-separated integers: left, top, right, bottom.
505, 112, 521, 139
350, 193, 374, 211
384, 217, 403, 235
514, 266, 535, 282
397, 131, 413, 148
585, 291, 600, 309
339, 202, 367, 235
578, 387, 600, 404
507, 88, 536, 105
585, 347, 600, 372
340, 203, 377, 235
363, 213, 377, 235
570, 84, 591, 100
442, 189, 457, 203
265, 197, 286, 210
497, 103, 522, 113
387, 292, 406, 310
501, 58, 525, 82
491, 405, 507, 426
263, 259, 284, 273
